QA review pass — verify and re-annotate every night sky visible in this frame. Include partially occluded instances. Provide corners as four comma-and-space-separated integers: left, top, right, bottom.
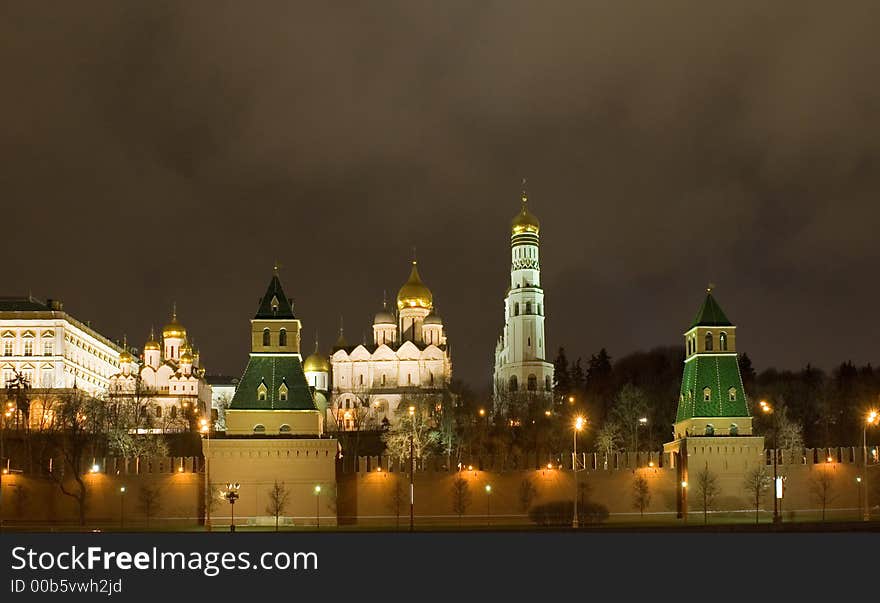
3, 2, 880, 390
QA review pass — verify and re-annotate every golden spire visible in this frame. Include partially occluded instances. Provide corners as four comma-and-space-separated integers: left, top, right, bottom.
512, 179, 540, 235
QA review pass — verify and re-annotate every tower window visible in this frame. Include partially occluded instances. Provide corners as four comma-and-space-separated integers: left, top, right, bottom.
728, 387, 736, 401
719, 332, 727, 351
155, 405, 162, 418
528, 337, 531, 347
170, 406, 177, 419
381, 374, 386, 386
525, 302, 532, 314
429, 372, 434, 385
279, 384, 288, 401
538, 303, 542, 315
359, 374, 364, 386
514, 303, 519, 316
263, 328, 271, 347
509, 375, 518, 392
703, 387, 711, 402
279, 328, 287, 347
527, 374, 537, 391
705, 332, 713, 351
545, 376, 551, 391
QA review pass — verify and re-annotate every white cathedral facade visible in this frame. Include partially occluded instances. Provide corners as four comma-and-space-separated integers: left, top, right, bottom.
319, 261, 452, 430
493, 189, 554, 405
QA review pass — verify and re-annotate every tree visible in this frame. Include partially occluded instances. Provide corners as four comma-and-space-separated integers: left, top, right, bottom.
386, 475, 405, 529
569, 358, 586, 396
450, 477, 471, 524
105, 375, 167, 460
518, 478, 537, 514
44, 389, 107, 526
586, 348, 613, 416
265, 481, 290, 531
809, 470, 836, 522
138, 484, 162, 528
593, 421, 622, 468
553, 347, 571, 398
381, 406, 440, 465
632, 474, 651, 518
610, 384, 648, 452
743, 466, 770, 524
695, 464, 720, 525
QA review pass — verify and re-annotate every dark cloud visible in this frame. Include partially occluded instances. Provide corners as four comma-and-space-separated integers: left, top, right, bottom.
2, 1, 879, 387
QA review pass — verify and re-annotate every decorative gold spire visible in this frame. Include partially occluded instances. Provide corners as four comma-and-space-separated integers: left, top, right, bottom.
511, 180, 540, 235
396, 260, 433, 310
163, 303, 186, 339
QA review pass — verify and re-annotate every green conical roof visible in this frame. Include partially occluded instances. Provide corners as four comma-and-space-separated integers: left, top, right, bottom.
691, 292, 731, 328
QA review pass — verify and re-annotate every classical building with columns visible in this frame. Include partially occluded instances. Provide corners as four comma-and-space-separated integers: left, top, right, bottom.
493, 189, 554, 408
108, 308, 211, 432
325, 261, 452, 430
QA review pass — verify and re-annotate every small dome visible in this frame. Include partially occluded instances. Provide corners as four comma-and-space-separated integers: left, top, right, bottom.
374, 309, 395, 325
397, 261, 433, 310
144, 339, 160, 351
423, 313, 443, 325
180, 350, 193, 364
303, 352, 330, 373
511, 191, 540, 235
119, 350, 133, 364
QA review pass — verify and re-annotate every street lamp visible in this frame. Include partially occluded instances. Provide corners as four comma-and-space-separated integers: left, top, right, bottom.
485, 484, 492, 526
572, 415, 586, 528
636, 417, 648, 465
314, 485, 322, 529
119, 486, 126, 529
200, 418, 211, 532
863, 410, 879, 521
409, 405, 416, 532
224, 482, 240, 532
759, 400, 781, 524
856, 476, 863, 520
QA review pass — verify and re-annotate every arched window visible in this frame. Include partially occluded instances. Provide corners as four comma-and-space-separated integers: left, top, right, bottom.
429, 372, 434, 386
545, 376, 552, 391
170, 406, 177, 419
253, 424, 266, 434
359, 374, 364, 386
279, 424, 291, 434
719, 332, 727, 351
527, 374, 537, 391
155, 405, 162, 418
381, 374, 386, 386
728, 387, 737, 401
279, 328, 287, 347
705, 424, 715, 436
705, 332, 713, 351
729, 424, 739, 436
703, 387, 711, 402
509, 375, 518, 392
525, 302, 532, 314
279, 384, 288, 401
257, 382, 268, 401
262, 328, 271, 347
514, 303, 519, 316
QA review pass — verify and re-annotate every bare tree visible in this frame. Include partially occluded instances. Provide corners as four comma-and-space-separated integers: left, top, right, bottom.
105, 375, 167, 459
138, 484, 162, 528
743, 466, 770, 525
632, 474, 651, 518
695, 464, 720, 525
386, 475, 405, 529
266, 481, 290, 531
810, 470, 836, 522
44, 389, 106, 526
518, 478, 538, 514
451, 476, 471, 525
610, 384, 648, 452
594, 421, 623, 468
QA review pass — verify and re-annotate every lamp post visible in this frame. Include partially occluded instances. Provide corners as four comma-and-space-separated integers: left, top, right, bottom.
314, 485, 321, 529
485, 484, 492, 526
760, 400, 781, 524
572, 415, 586, 528
856, 476, 863, 520
200, 418, 211, 532
681, 480, 688, 523
119, 486, 126, 529
224, 482, 240, 532
409, 405, 415, 532
863, 410, 878, 521
0, 407, 10, 533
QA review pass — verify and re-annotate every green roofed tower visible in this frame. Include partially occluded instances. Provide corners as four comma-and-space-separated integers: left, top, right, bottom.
225, 267, 323, 436
674, 288, 751, 438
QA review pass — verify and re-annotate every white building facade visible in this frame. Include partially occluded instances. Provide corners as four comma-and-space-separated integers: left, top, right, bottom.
493, 189, 554, 404
0, 296, 125, 397
326, 261, 452, 430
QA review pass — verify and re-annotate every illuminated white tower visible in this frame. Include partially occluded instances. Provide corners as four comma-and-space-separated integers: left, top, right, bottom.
493, 185, 554, 404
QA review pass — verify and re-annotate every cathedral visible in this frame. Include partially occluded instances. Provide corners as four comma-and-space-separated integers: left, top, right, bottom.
322, 260, 452, 430
493, 188, 554, 407
108, 308, 212, 432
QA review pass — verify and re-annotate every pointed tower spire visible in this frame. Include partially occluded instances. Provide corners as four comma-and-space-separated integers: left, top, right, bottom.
171, 301, 177, 321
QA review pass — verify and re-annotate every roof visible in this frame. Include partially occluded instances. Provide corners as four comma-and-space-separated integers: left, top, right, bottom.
0, 296, 51, 312
254, 274, 295, 319
676, 354, 749, 421
229, 355, 316, 411
206, 374, 238, 386
690, 292, 732, 328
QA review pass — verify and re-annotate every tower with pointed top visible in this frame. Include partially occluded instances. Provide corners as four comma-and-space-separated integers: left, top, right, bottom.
493, 186, 554, 404
664, 288, 764, 519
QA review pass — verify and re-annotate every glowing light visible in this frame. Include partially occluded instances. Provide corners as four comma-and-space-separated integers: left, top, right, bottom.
546, 463, 553, 470
648, 461, 655, 468
826, 456, 833, 463
479, 409, 485, 417
408, 406, 415, 416
314, 485, 322, 494
120, 486, 126, 493
574, 416, 586, 431
90, 464, 100, 473
544, 410, 551, 417
639, 417, 648, 424
681, 481, 688, 488
468, 465, 474, 471
485, 484, 492, 493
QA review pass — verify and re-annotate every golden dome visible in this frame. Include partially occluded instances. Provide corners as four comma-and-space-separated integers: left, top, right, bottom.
511, 191, 540, 235
144, 340, 160, 351
303, 352, 330, 373
119, 350, 133, 364
163, 309, 186, 340
180, 350, 193, 364
396, 261, 433, 310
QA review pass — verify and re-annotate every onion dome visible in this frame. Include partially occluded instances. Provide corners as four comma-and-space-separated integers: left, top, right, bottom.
303, 352, 330, 373
180, 349, 193, 364
397, 261, 433, 310
119, 349, 133, 364
163, 305, 186, 339
424, 313, 443, 325
511, 190, 540, 235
